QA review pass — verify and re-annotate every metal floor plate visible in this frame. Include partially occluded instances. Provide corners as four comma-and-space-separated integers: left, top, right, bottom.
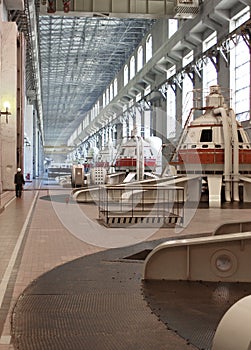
143, 280, 251, 350
11, 240, 251, 350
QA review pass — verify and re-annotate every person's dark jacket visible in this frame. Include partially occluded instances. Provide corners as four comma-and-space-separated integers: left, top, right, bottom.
14, 172, 25, 186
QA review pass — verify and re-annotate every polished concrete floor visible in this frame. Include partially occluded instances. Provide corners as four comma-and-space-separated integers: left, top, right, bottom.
1, 178, 251, 349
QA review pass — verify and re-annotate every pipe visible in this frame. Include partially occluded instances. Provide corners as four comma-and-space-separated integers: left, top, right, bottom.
229, 109, 239, 201
214, 107, 232, 202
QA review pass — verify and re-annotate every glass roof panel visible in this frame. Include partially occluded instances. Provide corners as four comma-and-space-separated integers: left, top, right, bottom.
38, 15, 155, 145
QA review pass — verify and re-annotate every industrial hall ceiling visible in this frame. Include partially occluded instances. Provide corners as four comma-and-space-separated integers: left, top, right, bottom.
38, 15, 155, 146
9, 0, 159, 149
8, 0, 250, 154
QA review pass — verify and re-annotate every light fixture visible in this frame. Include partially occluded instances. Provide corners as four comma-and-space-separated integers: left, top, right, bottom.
0, 102, 11, 123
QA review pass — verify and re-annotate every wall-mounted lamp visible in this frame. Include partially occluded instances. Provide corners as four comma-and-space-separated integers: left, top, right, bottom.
0, 102, 11, 123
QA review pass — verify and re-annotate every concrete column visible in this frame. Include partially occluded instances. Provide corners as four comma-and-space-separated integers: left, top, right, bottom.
38, 132, 44, 176
155, 101, 167, 141
24, 104, 34, 181
101, 128, 105, 149
32, 109, 37, 178
135, 107, 141, 135
0, 22, 18, 191
128, 114, 133, 136
154, 100, 167, 174
144, 110, 151, 139
122, 119, 127, 140
192, 41, 203, 120
35, 127, 43, 177
176, 86, 183, 138
115, 122, 123, 147
217, 53, 230, 99
217, 21, 230, 99
17, 33, 25, 172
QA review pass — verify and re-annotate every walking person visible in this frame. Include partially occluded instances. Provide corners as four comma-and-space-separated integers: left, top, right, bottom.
14, 168, 25, 198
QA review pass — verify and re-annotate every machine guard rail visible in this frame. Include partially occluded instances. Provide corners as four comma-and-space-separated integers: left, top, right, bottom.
98, 185, 184, 228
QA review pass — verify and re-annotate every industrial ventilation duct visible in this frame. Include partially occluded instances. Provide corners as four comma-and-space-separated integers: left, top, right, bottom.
174, 0, 199, 19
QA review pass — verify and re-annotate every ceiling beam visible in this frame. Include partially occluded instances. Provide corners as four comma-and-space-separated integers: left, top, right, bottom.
40, 0, 176, 18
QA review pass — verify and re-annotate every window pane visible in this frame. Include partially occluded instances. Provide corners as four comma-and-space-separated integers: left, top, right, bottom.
200, 129, 212, 142
130, 56, 135, 80
137, 46, 143, 71
168, 19, 178, 38
146, 35, 152, 62
124, 65, 128, 86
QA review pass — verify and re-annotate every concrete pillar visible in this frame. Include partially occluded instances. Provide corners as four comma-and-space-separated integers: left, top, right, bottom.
24, 104, 34, 181
144, 109, 151, 139
115, 122, 123, 147
17, 33, 25, 173
38, 132, 44, 176
217, 21, 230, 98
155, 102, 167, 141
194, 66, 203, 120
0, 22, 18, 191
101, 128, 105, 149
135, 107, 141, 135
122, 119, 127, 140
217, 52, 230, 100
176, 86, 183, 137
34, 127, 43, 177
32, 109, 37, 178
128, 114, 133, 136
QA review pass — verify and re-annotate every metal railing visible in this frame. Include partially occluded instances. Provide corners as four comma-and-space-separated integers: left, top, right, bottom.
98, 184, 184, 226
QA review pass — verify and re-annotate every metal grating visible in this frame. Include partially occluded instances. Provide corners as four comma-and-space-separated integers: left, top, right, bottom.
11, 244, 197, 350
11, 242, 251, 350
143, 280, 251, 350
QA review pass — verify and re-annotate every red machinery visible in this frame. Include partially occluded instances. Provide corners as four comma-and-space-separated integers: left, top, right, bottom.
170, 85, 251, 204
115, 136, 156, 174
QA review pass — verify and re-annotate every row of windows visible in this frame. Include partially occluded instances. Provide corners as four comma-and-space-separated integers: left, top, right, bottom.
166, 7, 250, 139
69, 19, 179, 143
124, 35, 152, 85
70, 32, 155, 139
102, 33, 154, 109
68, 19, 180, 144
69, 8, 250, 146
